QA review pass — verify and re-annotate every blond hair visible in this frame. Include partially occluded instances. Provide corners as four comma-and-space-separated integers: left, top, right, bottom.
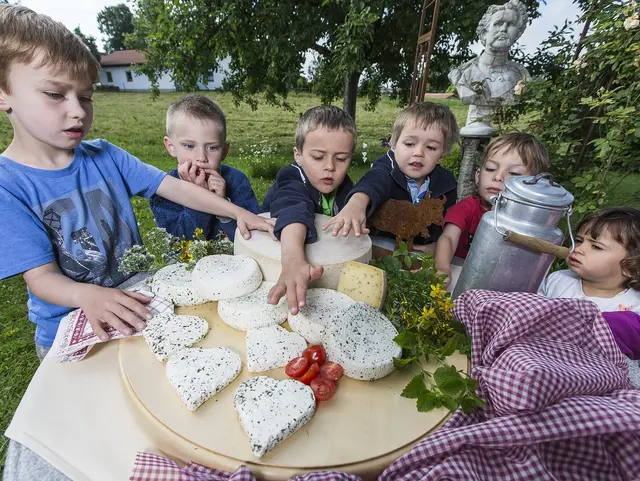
295, 105, 357, 152
0, 5, 100, 93
482, 132, 549, 175
390, 102, 459, 155
166, 94, 227, 140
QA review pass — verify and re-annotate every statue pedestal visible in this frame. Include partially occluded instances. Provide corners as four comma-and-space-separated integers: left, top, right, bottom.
460, 104, 496, 137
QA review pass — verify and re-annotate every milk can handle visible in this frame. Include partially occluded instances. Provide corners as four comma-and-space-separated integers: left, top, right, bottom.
523, 172, 561, 187
493, 192, 576, 253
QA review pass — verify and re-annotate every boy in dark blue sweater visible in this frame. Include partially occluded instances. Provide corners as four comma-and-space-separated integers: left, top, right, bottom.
150, 95, 259, 241
263, 106, 358, 314
325, 102, 459, 254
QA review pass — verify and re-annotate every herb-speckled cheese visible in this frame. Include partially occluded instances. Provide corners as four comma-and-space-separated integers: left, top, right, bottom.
323, 302, 401, 381
193, 255, 262, 301
217, 282, 287, 331
337, 261, 387, 309
151, 263, 208, 306
234, 376, 315, 458
166, 347, 242, 411
245, 325, 307, 372
288, 288, 354, 344
143, 313, 209, 362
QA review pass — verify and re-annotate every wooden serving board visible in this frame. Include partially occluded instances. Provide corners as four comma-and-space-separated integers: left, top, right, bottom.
118, 302, 468, 480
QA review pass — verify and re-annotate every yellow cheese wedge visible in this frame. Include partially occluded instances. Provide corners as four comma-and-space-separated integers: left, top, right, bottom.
337, 261, 387, 310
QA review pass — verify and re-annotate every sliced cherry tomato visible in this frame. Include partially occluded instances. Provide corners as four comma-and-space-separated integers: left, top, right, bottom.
302, 345, 326, 366
285, 356, 309, 378
319, 361, 344, 382
297, 362, 320, 385
310, 377, 336, 401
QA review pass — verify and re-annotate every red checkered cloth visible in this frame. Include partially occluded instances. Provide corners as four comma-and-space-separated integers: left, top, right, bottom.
379, 291, 640, 481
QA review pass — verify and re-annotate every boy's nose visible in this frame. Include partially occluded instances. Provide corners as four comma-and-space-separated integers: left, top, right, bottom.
324, 161, 336, 171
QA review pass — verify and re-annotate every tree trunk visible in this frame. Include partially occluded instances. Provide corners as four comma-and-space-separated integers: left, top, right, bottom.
342, 71, 361, 121
457, 137, 484, 199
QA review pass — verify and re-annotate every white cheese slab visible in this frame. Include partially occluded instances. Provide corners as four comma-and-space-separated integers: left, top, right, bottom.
288, 288, 355, 344
151, 263, 207, 306
245, 325, 307, 372
143, 313, 209, 362
193, 255, 262, 301
217, 282, 287, 331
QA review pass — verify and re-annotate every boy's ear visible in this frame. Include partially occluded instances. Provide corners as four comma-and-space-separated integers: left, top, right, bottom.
293, 146, 302, 165
163, 136, 177, 157
474, 169, 480, 185
0, 89, 11, 113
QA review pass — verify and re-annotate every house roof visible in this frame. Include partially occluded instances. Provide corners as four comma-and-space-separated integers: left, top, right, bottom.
100, 50, 146, 67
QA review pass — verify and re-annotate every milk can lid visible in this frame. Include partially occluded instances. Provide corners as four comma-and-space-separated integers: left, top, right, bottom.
504, 173, 574, 208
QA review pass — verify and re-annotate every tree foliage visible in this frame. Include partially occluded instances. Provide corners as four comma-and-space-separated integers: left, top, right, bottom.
73, 27, 101, 62
128, 0, 541, 118
97, 3, 135, 53
499, 0, 640, 215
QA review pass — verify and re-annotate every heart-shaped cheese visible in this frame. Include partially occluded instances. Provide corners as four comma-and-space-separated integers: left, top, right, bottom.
151, 263, 208, 307
166, 347, 242, 411
323, 302, 401, 381
288, 288, 354, 344
245, 325, 307, 372
234, 376, 315, 458
193, 255, 262, 301
217, 282, 287, 331
143, 313, 209, 362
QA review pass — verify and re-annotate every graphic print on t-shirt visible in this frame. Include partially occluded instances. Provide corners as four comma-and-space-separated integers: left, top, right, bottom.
40, 179, 135, 287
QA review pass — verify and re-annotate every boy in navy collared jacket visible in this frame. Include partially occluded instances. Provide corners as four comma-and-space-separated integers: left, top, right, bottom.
325, 102, 459, 253
150, 95, 260, 242
263, 105, 358, 314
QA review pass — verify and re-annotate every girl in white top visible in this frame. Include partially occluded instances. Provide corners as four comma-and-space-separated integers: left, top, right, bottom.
539, 207, 640, 314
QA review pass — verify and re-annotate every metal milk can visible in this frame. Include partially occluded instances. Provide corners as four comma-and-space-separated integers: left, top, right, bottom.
452, 173, 574, 297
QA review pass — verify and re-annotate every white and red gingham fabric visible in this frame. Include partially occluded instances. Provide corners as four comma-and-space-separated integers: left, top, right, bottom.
130, 291, 640, 481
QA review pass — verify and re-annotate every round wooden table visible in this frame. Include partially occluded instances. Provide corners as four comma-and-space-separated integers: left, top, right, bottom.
119, 301, 468, 480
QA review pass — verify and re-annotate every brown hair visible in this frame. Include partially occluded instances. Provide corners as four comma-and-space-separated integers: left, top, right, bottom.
482, 132, 549, 175
295, 105, 357, 152
166, 94, 227, 140
0, 5, 100, 93
577, 207, 640, 290
390, 102, 459, 155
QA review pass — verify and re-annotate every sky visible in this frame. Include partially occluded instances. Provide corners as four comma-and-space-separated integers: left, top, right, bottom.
17, 0, 583, 55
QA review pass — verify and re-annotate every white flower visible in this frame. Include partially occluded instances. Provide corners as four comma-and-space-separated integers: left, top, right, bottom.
362, 152, 368, 163
624, 16, 639, 30
571, 58, 588, 69
513, 80, 525, 96
362, 142, 368, 149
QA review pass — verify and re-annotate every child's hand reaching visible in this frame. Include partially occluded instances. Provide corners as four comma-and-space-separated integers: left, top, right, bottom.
267, 258, 324, 314
206, 169, 227, 198
236, 211, 276, 240
79, 285, 152, 341
322, 193, 370, 238
178, 161, 208, 189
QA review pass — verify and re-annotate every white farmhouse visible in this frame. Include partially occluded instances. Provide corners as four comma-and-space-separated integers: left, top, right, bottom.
98, 49, 229, 92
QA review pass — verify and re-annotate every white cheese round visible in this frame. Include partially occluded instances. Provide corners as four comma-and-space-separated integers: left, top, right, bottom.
234, 213, 372, 289
143, 313, 209, 362
217, 282, 287, 331
234, 376, 316, 458
151, 263, 207, 306
166, 347, 242, 411
192, 254, 262, 301
245, 325, 307, 372
323, 302, 401, 381
288, 288, 355, 344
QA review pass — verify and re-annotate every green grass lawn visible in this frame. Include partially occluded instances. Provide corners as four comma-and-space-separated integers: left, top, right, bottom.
0, 92, 637, 468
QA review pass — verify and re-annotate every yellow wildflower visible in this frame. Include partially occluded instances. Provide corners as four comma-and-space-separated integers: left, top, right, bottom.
439, 296, 455, 311
421, 306, 436, 320
430, 283, 446, 298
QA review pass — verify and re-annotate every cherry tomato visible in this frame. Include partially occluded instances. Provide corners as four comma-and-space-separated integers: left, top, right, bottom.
302, 345, 326, 365
319, 361, 344, 382
297, 362, 320, 385
285, 356, 309, 378
310, 377, 336, 401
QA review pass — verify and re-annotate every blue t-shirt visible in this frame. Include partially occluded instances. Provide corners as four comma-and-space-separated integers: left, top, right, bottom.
0, 139, 166, 347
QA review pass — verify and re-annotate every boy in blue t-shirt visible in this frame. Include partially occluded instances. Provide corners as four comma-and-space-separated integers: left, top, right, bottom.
150, 94, 259, 241
0, 5, 273, 359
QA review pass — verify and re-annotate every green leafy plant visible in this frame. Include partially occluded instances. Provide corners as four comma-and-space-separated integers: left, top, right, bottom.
372, 243, 484, 413
119, 227, 233, 275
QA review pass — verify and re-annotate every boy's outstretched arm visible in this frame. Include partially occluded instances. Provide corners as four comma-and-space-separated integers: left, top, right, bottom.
156, 176, 274, 240
434, 223, 463, 287
23, 262, 152, 342
322, 192, 371, 237
267, 223, 323, 315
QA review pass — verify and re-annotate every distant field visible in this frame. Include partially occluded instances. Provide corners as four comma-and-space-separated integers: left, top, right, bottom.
0, 92, 637, 468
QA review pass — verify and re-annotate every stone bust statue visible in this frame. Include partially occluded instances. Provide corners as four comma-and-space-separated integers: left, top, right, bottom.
449, 0, 531, 135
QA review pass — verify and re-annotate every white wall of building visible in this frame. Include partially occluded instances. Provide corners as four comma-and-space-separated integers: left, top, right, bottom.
99, 57, 231, 92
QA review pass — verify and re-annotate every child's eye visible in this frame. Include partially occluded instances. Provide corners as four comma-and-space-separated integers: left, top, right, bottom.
427, 146, 437, 151
484, 167, 496, 172
404, 142, 414, 147
80, 97, 93, 103
335, 157, 349, 163
182, 144, 194, 149
45, 92, 64, 100
207, 146, 220, 151
509, 172, 522, 176
591, 244, 603, 251
311, 156, 323, 161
